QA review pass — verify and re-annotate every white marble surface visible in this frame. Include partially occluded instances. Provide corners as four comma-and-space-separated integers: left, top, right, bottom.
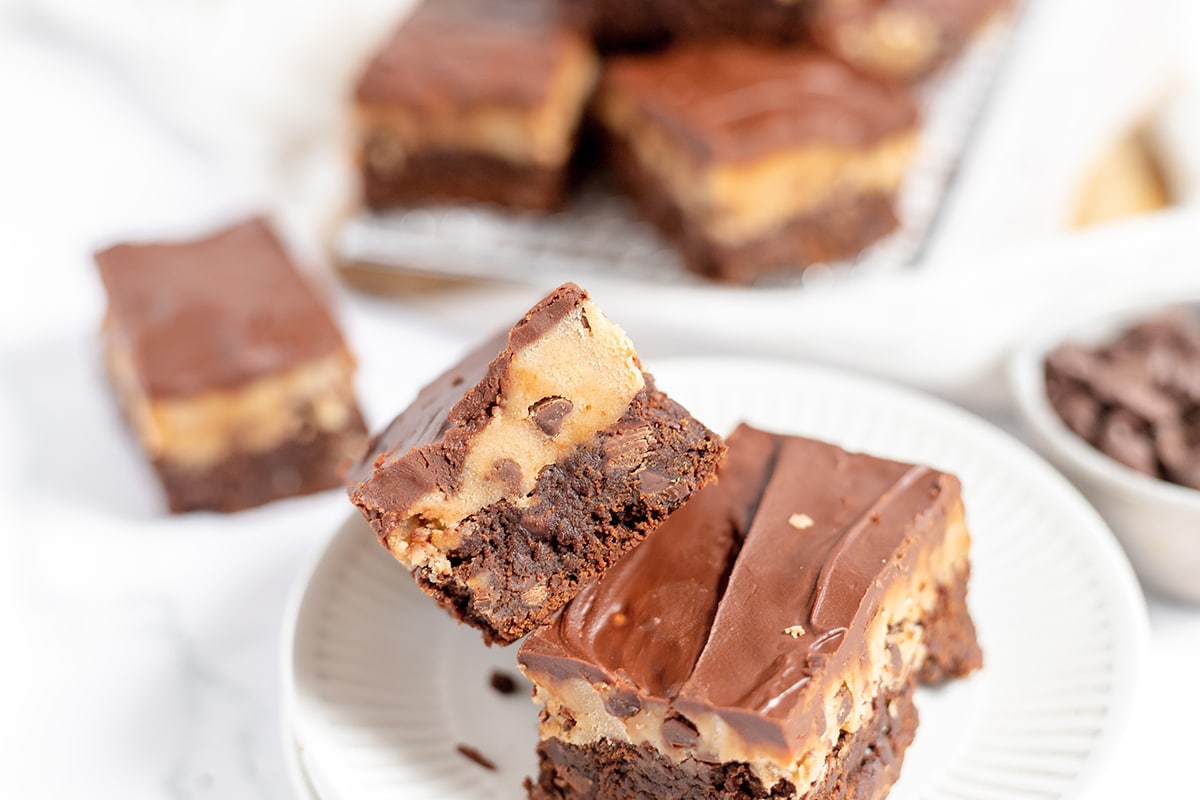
2, 4, 1200, 798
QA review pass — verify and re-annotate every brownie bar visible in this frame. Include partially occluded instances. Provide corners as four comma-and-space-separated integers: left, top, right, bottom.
355, 0, 598, 212
519, 425, 981, 799
347, 283, 725, 644
808, 0, 1010, 83
596, 46, 919, 283
95, 218, 368, 513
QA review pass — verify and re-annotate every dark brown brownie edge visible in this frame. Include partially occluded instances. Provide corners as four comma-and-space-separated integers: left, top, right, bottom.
155, 412, 368, 513
605, 135, 899, 284
560, 0, 805, 50
558, 0, 671, 50
361, 147, 570, 213
528, 682, 917, 800
918, 569, 984, 683
413, 381, 725, 645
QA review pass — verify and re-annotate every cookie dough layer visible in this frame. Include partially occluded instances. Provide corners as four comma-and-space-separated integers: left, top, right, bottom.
348, 283, 725, 644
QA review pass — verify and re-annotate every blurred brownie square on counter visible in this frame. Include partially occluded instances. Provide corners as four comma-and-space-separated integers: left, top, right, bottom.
354, 0, 599, 212
95, 218, 368, 513
595, 45, 920, 283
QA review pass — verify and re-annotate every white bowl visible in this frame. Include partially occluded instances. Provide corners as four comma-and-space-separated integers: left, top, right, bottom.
1009, 289, 1200, 603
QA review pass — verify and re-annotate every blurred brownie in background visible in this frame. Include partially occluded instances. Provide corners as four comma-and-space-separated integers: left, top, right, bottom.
807, 0, 1010, 83
354, 0, 599, 212
96, 219, 368, 513
595, 45, 919, 283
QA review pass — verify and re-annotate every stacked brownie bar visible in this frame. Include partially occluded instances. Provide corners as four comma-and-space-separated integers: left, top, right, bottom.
520, 425, 981, 800
345, 284, 982, 800
352, 0, 1007, 283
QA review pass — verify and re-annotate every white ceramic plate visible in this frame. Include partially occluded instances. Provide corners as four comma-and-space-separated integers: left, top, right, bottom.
283, 358, 1148, 800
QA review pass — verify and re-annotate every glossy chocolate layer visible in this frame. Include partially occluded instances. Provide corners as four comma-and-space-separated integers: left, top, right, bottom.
355, 0, 580, 109
347, 283, 585, 512
600, 45, 918, 164
520, 424, 959, 749
95, 218, 346, 399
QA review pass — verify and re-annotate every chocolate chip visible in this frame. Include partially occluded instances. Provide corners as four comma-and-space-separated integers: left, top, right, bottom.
603, 688, 642, 718
637, 468, 672, 494
489, 670, 518, 695
603, 424, 654, 473
490, 458, 522, 493
1045, 309, 1200, 489
1098, 410, 1157, 476
528, 396, 573, 437
662, 714, 700, 748
456, 744, 496, 771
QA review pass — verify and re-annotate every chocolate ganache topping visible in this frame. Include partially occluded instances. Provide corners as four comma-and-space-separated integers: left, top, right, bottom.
95, 218, 345, 399
601, 45, 919, 165
520, 424, 957, 751
355, 0, 579, 110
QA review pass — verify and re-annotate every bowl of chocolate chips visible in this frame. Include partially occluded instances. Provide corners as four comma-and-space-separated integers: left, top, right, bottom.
1010, 291, 1200, 603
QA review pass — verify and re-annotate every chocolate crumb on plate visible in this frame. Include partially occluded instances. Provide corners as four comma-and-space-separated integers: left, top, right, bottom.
456, 744, 497, 771
489, 669, 519, 695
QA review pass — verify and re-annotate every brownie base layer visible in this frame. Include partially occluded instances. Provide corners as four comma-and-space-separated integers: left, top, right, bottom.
918, 570, 984, 683
606, 136, 899, 284
155, 413, 367, 513
361, 146, 568, 212
413, 382, 725, 645
528, 682, 918, 800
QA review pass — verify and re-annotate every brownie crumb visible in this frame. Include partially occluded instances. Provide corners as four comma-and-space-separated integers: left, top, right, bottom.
489, 669, 518, 695
456, 744, 497, 771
